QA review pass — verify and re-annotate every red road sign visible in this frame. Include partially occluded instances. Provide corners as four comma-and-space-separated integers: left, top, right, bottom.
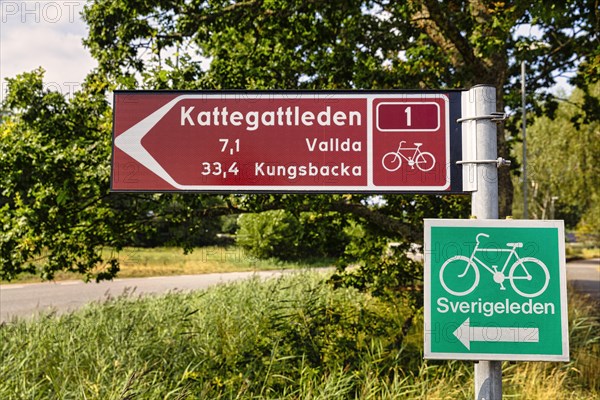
111, 91, 463, 192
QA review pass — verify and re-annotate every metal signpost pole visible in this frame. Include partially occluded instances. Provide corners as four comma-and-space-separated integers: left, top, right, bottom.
469, 85, 502, 399
425, 85, 566, 397
522, 61, 528, 219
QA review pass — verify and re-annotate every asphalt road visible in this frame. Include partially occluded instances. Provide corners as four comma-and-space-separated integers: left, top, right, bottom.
566, 258, 600, 303
1, 260, 598, 323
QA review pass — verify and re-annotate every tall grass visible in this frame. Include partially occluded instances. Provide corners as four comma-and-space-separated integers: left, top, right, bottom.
1, 272, 598, 399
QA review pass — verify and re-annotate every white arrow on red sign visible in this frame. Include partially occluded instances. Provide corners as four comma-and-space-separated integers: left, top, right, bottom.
115, 96, 193, 190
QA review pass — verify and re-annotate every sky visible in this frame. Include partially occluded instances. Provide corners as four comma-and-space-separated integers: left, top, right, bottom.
0, 1, 96, 101
0, 1, 573, 104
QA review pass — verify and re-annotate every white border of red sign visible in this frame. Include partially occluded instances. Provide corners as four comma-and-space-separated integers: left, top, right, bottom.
112, 91, 464, 193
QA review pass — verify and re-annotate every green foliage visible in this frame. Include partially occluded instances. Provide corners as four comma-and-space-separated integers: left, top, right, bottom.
512, 83, 600, 241
0, 70, 239, 281
82, 0, 598, 217
331, 225, 424, 304
4, 0, 598, 285
0, 69, 124, 281
1, 273, 598, 398
236, 210, 349, 260
237, 210, 303, 259
130, 195, 234, 248
82, 0, 598, 95
298, 212, 349, 260
0, 274, 414, 398
329, 194, 469, 304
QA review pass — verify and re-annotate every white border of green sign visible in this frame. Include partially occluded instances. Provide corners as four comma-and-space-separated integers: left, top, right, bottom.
424, 219, 569, 361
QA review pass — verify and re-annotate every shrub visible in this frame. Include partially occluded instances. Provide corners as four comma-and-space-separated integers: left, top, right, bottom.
236, 210, 302, 260
236, 210, 349, 261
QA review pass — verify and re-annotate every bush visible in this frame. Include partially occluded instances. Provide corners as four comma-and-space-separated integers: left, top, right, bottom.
237, 210, 303, 260
236, 210, 349, 261
297, 212, 349, 259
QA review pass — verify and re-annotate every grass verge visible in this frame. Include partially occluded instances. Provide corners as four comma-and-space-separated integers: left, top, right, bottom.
3, 246, 334, 284
1, 272, 598, 399
566, 244, 600, 260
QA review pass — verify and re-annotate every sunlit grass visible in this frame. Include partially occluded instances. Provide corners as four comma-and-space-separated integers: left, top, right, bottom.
3, 246, 334, 283
566, 244, 600, 260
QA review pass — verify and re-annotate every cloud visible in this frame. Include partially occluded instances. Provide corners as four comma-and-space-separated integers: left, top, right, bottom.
1, 1, 96, 100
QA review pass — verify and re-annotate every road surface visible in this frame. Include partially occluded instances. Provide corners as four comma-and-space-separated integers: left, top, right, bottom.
566, 258, 600, 303
1, 260, 597, 323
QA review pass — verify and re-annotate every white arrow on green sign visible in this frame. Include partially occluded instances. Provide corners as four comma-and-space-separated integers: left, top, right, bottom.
424, 219, 569, 361
453, 318, 539, 350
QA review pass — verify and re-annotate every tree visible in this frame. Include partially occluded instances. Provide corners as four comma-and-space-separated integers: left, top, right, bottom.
0, 70, 237, 281
512, 83, 600, 238
237, 210, 350, 260
2, 0, 597, 289
76, 0, 598, 296
83, 0, 599, 217
0, 69, 124, 281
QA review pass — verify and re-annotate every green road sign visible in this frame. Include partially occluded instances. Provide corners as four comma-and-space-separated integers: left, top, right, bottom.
424, 219, 569, 361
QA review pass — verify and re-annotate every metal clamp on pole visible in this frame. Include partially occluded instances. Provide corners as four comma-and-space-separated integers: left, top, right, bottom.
456, 157, 511, 168
457, 112, 506, 123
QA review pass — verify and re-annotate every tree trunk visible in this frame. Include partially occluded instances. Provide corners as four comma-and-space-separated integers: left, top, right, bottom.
411, 0, 516, 217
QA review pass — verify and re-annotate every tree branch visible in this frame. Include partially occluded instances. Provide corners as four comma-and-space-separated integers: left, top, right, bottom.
327, 200, 418, 242
411, 0, 481, 71
182, 0, 263, 26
